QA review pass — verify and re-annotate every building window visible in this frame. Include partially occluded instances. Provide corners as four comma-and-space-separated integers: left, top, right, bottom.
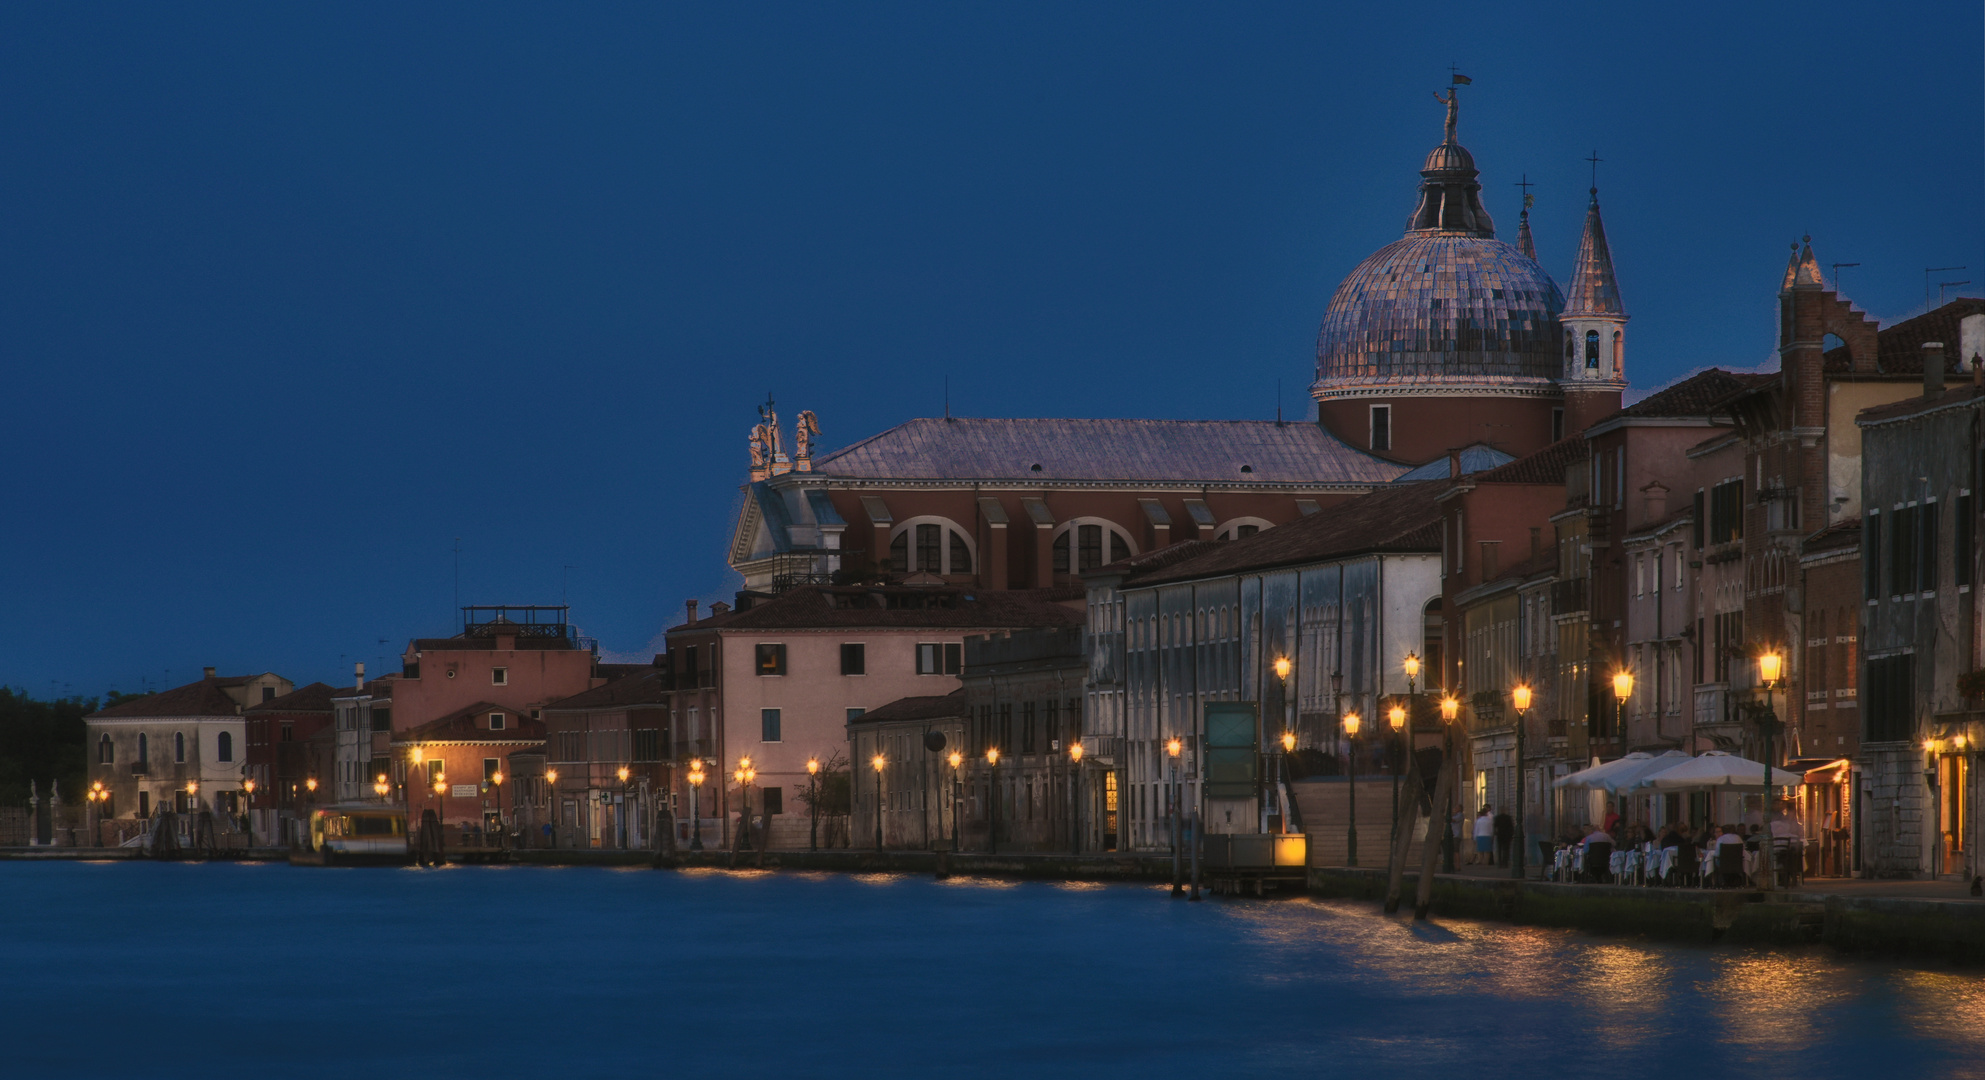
137, 732, 148, 763
138, 791, 150, 818
483, 758, 500, 782
1958, 493, 1974, 589
1864, 512, 1882, 599
632, 729, 661, 762
1551, 408, 1564, 442
280, 723, 293, 743
1052, 522, 1133, 574
371, 708, 392, 732
889, 518, 975, 574
1891, 506, 1918, 596
761, 787, 783, 815
1585, 330, 1600, 368
950, 531, 972, 574
1865, 653, 1915, 743
1370, 405, 1391, 452
98, 734, 113, 764
756, 643, 787, 676
846, 707, 865, 723
915, 643, 961, 676
841, 643, 866, 676
262, 686, 275, 703
1920, 501, 1940, 594
489, 712, 506, 730
492, 667, 508, 686
217, 731, 233, 763
1022, 702, 1037, 753
916, 523, 942, 574
762, 708, 782, 742
1708, 479, 1743, 544
174, 732, 185, 763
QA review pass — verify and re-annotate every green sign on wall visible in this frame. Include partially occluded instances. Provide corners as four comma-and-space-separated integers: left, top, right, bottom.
1203, 701, 1259, 800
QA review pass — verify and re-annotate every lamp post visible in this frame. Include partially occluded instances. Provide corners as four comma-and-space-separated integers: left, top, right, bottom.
736, 757, 757, 853
1167, 736, 1183, 896
986, 747, 1001, 855
685, 761, 704, 851
432, 774, 447, 853
1612, 669, 1634, 742
1279, 731, 1296, 836
1343, 710, 1361, 867
1068, 741, 1084, 854
1511, 683, 1532, 880
1401, 650, 1420, 847
1440, 694, 1460, 872
543, 767, 559, 849
869, 753, 885, 853
616, 765, 632, 850
806, 758, 821, 852
241, 777, 256, 842
1758, 650, 1784, 892
1388, 701, 1407, 843
947, 751, 963, 852
87, 780, 105, 847
494, 769, 511, 848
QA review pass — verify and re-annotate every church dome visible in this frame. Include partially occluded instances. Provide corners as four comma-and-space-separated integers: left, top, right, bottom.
1312, 88, 1565, 396
1313, 234, 1564, 391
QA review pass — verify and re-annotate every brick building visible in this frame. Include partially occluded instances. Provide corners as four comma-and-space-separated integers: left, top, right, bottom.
664, 585, 1084, 849
540, 665, 672, 850
242, 680, 336, 844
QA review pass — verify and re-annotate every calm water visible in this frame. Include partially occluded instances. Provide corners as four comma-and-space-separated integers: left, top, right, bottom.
5, 862, 1983, 1078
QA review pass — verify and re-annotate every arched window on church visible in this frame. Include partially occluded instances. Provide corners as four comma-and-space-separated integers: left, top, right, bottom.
889, 518, 974, 575
1585, 330, 1600, 369
1052, 521, 1133, 574
174, 731, 185, 763
1612, 329, 1624, 375
98, 734, 113, 764
1215, 517, 1275, 541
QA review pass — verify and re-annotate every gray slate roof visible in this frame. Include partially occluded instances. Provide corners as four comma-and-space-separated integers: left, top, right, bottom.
811, 418, 1405, 485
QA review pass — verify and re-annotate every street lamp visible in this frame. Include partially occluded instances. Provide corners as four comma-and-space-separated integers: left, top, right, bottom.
685, 761, 704, 851
373, 773, 389, 799
1167, 737, 1184, 895
1403, 651, 1421, 696
1388, 701, 1407, 844
615, 765, 631, 850
1068, 741, 1084, 854
986, 747, 1001, 855
432, 774, 448, 852
491, 769, 508, 848
1758, 650, 1785, 891
87, 780, 106, 847
948, 751, 964, 853
543, 767, 559, 850
241, 777, 256, 841
1511, 683, 1533, 880
1440, 694, 1460, 871
737, 757, 758, 853
869, 753, 885, 853
806, 758, 821, 852
1612, 669, 1634, 740
1343, 710, 1362, 867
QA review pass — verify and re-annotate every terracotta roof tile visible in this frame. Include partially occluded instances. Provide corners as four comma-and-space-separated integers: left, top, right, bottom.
811, 417, 1405, 485
543, 667, 671, 711
1827, 298, 1985, 374
89, 677, 248, 719
1130, 481, 1449, 586
851, 690, 970, 725
246, 682, 338, 714
1855, 384, 1984, 426
1469, 436, 1589, 485
398, 701, 545, 743
670, 586, 1082, 633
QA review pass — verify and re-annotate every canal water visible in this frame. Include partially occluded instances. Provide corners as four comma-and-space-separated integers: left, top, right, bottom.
5, 861, 1982, 1078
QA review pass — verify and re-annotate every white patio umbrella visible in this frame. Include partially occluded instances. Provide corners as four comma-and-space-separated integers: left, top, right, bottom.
1634, 750, 1805, 791
1552, 752, 1652, 790
1590, 750, 1693, 794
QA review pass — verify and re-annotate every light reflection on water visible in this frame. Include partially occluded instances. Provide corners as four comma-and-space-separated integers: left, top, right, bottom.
2, 863, 1980, 1079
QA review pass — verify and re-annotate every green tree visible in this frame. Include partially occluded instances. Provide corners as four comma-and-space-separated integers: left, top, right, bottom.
0, 688, 95, 805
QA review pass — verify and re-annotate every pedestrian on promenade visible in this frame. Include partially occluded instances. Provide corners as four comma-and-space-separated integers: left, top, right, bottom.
1471, 807, 1493, 865
1492, 807, 1514, 867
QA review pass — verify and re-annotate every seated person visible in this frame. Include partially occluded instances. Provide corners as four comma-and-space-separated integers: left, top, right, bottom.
1581, 827, 1615, 882
1715, 825, 1747, 887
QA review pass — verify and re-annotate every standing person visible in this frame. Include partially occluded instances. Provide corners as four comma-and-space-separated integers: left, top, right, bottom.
1492, 807, 1514, 867
1602, 802, 1621, 836
1471, 807, 1493, 865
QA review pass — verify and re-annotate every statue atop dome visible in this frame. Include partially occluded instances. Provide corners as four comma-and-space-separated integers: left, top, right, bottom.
1434, 86, 1459, 143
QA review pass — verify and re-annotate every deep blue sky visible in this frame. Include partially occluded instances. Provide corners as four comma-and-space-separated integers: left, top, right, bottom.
3, 4, 1979, 696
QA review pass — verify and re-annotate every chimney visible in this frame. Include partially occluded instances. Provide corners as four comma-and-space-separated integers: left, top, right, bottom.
684, 599, 698, 625
203, 666, 216, 679
1641, 480, 1670, 523
1924, 341, 1946, 396
1448, 449, 1462, 479
355, 661, 365, 689
709, 601, 731, 616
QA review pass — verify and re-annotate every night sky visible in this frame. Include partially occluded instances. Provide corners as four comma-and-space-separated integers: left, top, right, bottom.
3, 3, 1978, 696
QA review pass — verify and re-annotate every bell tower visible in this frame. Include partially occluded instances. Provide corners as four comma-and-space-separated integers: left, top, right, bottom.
1560, 182, 1628, 436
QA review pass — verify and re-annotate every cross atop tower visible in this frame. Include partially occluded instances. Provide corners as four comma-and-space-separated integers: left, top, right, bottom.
1514, 173, 1534, 211
1585, 150, 1603, 191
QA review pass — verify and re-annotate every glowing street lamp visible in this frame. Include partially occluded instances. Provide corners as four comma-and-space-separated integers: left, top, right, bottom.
1167, 737, 1184, 894
737, 757, 759, 853
986, 747, 1002, 855
1273, 655, 1292, 682
869, 753, 885, 853
806, 757, 822, 852
1067, 741, 1085, 854
684, 761, 704, 851
1343, 710, 1362, 867
1511, 683, 1533, 880
1757, 650, 1786, 891
373, 773, 389, 799
947, 751, 964, 853
1441, 695, 1460, 723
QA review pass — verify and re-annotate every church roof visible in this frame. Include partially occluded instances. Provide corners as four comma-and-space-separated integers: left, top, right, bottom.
1390, 443, 1514, 482
1564, 189, 1624, 317
810, 417, 1403, 486
1127, 481, 1448, 587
